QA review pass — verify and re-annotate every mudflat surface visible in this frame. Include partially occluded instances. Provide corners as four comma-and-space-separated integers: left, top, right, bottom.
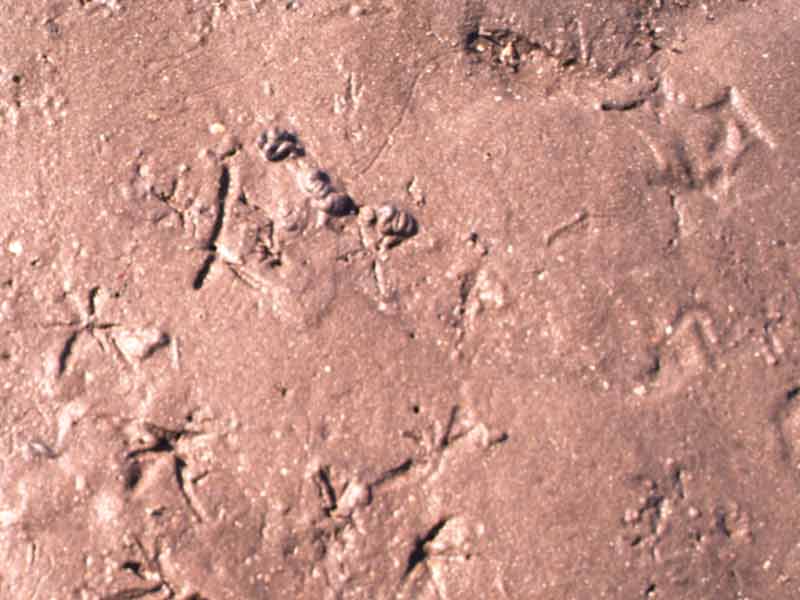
1, 1, 800, 598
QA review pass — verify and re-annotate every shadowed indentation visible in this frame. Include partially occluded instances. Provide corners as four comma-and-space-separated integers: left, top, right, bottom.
123, 460, 143, 490
101, 584, 164, 600
601, 97, 647, 111
403, 518, 449, 579
207, 165, 229, 251
126, 433, 174, 459
317, 466, 337, 515
57, 331, 79, 376
192, 165, 230, 290
192, 255, 215, 290
120, 561, 143, 578
174, 456, 203, 521
373, 458, 413, 487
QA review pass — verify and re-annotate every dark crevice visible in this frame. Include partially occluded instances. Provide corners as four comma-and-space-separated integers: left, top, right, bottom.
153, 178, 178, 204
208, 165, 230, 251
153, 437, 177, 453
192, 166, 229, 291
460, 0, 483, 48
645, 353, 661, 379
671, 465, 685, 499
370, 260, 381, 294
463, 28, 481, 51
776, 389, 800, 461
458, 273, 476, 307
317, 466, 337, 515
403, 518, 449, 579
151, 543, 176, 597
449, 272, 477, 330
127, 436, 174, 459
441, 406, 459, 448
647, 496, 665, 535
700, 87, 731, 111
174, 456, 202, 521
674, 141, 697, 188
88, 286, 100, 316
192, 255, 216, 290
715, 510, 732, 538
601, 97, 647, 111
120, 561, 143, 578
545, 211, 589, 247
123, 460, 143, 490
57, 331, 79, 376
373, 458, 413, 487
141, 333, 170, 360
101, 585, 163, 600
174, 457, 189, 493
220, 144, 242, 160
125, 425, 184, 459
668, 190, 682, 247
490, 431, 510, 446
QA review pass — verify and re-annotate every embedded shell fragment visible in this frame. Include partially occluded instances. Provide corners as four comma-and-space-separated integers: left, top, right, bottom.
376, 204, 417, 238
257, 127, 303, 162
313, 192, 355, 217
296, 166, 355, 217
299, 168, 333, 198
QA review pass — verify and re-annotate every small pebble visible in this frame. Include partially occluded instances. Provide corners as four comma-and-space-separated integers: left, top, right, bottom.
7, 240, 23, 255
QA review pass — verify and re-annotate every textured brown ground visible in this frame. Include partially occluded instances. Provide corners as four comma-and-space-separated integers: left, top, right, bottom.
2, 1, 800, 598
